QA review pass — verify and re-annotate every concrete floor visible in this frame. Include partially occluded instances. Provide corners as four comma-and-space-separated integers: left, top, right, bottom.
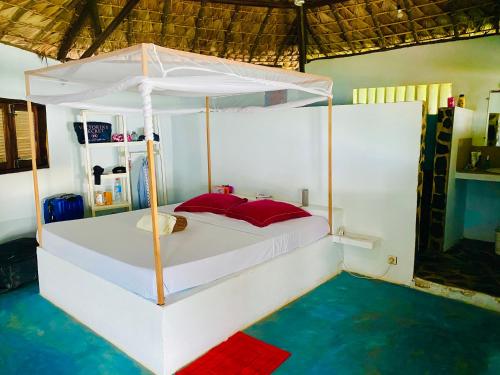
415, 238, 500, 297
1, 273, 499, 374
246, 273, 500, 374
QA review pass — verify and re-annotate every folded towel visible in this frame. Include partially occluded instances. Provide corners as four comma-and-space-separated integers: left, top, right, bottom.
136, 213, 177, 236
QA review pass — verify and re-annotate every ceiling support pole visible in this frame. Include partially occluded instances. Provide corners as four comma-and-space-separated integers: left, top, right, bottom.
24, 74, 43, 246
205, 97, 212, 193
296, 5, 307, 72
327, 96, 333, 235
141, 44, 165, 306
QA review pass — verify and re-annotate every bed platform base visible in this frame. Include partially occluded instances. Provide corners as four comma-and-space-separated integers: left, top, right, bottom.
37, 237, 342, 374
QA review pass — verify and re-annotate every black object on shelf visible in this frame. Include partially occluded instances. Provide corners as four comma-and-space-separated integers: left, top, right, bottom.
73, 122, 112, 144
112, 166, 126, 174
93, 165, 104, 185
137, 133, 160, 142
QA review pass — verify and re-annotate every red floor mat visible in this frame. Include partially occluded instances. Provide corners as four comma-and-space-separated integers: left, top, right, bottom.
177, 332, 291, 375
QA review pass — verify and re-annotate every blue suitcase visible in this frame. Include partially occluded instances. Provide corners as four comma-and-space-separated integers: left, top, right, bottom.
43, 194, 84, 223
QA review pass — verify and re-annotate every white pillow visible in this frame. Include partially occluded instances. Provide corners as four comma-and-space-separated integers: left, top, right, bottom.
136, 213, 177, 236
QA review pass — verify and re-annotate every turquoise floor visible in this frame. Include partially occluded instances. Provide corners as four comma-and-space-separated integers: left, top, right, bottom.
0, 284, 149, 374
245, 273, 500, 375
1, 273, 499, 374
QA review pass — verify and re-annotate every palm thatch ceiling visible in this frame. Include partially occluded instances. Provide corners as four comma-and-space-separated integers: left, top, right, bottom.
0, 0, 497, 71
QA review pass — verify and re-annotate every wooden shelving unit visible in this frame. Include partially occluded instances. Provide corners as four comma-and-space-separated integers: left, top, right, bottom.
81, 111, 132, 217
81, 112, 167, 216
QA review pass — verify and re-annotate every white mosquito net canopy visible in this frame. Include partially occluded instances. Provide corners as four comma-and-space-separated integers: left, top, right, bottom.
27, 44, 332, 115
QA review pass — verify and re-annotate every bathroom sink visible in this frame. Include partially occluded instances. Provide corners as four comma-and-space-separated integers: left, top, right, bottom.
486, 168, 500, 174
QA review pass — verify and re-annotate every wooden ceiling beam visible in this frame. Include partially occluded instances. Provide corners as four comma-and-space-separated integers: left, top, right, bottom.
296, 5, 307, 72
57, 1, 89, 60
330, 4, 355, 54
81, 0, 140, 58
305, 10, 328, 57
183, 0, 291, 9
401, 0, 419, 44
449, 1, 460, 40
87, 0, 102, 37
220, 5, 240, 58
248, 7, 273, 63
159, 0, 171, 45
308, 0, 348, 8
191, 0, 207, 52
274, 16, 298, 66
181, 0, 344, 9
364, 0, 386, 49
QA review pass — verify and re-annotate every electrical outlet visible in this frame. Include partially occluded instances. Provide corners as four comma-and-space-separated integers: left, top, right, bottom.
388, 256, 398, 265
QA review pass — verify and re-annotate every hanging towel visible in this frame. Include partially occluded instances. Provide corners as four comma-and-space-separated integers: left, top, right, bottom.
137, 157, 151, 209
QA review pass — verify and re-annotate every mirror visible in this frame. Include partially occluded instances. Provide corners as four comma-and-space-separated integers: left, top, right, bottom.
486, 90, 500, 146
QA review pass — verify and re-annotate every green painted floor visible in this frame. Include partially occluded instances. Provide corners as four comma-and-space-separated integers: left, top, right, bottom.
1, 273, 499, 374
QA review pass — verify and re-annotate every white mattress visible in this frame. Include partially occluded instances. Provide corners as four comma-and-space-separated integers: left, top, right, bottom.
41, 204, 329, 300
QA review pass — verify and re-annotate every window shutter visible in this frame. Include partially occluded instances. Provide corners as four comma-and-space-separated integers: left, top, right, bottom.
0, 106, 6, 163
14, 109, 32, 160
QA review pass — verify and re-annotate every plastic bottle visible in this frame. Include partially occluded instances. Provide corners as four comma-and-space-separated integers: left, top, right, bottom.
114, 178, 122, 203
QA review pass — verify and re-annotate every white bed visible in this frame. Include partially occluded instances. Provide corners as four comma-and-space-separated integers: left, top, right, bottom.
28, 44, 337, 375
38, 204, 342, 374
42, 203, 330, 299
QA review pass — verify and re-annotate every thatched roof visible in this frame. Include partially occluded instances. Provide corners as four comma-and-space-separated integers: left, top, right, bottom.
0, 0, 497, 70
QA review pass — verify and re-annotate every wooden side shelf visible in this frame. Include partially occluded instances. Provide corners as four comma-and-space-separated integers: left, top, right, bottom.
93, 202, 131, 212
331, 232, 380, 249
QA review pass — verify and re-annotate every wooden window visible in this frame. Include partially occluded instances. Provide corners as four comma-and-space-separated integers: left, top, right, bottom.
0, 98, 48, 174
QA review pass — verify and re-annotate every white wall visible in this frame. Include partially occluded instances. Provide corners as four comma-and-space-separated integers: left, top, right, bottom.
307, 36, 500, 145
333, 103, 422, 284
0, 44, 81, 243
463, 180, 500, 242
168, 102, 423, 285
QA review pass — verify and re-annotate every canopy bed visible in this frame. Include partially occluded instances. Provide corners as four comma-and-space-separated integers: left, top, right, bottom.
25, 44, 340, 374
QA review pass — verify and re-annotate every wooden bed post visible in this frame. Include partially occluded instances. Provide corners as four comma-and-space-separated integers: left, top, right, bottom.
205, 96, 212, 193
142, 44, 165, 306
25, 74, 43, 246
328, 96, 333, 235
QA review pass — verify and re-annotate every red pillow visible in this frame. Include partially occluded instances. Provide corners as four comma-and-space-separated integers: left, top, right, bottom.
174, 193, 247, 214
226, 199, 311, 227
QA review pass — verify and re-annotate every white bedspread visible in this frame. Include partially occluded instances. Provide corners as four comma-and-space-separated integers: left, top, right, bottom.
41, 204, 329, 300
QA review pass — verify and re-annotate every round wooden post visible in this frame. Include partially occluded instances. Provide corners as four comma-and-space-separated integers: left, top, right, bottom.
205, 96, 212, 193
25, 74, 43, 246
328, 96, 333, 235
142, 44, 165, 306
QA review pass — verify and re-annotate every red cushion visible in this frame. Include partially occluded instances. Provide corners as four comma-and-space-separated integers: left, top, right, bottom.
226, 199, 311, 227
174, 193, 247, 215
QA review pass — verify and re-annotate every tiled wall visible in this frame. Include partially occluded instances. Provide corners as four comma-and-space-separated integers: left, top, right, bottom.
426, 108, 455, 252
